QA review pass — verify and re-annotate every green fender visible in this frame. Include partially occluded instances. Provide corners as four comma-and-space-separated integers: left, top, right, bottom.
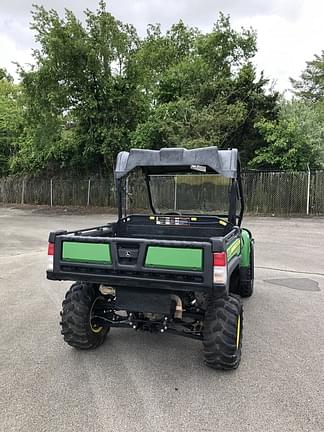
240, 229, 252, 267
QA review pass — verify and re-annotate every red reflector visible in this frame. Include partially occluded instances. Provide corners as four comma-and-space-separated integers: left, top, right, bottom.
213, 252, 226, 267
48, 243, 55, 256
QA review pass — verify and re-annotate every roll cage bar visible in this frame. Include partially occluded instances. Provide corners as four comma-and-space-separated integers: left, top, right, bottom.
115, 147, 245, 226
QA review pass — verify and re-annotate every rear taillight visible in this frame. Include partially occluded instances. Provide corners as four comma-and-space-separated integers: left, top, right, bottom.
48, 243, 54, 256
213, 252, 227, 284
47, 242, 54, 271
213, 251, 226, 267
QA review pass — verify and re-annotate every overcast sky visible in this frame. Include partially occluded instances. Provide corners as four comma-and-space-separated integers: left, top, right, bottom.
1, 0, 323, 93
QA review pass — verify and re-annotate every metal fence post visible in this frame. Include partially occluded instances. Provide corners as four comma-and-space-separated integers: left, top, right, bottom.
50, 178, 53, 207
21, 178, 25, 205
306, 166, 310, 215
87, 178, 91, 206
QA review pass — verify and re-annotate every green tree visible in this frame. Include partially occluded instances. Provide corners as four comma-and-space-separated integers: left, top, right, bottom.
254, 51, 324, 171
0, 67, 13, 82
0, 74, 23, 175
250, 99, 324, 170
290, 51, 324, 101
15, 1, 147, 175
14, 5, 278, 174
132, 15, 278, 165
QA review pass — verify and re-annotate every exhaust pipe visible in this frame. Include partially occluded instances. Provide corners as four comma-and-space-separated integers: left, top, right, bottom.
99, 285, 115, 296
170, 295, 183, 319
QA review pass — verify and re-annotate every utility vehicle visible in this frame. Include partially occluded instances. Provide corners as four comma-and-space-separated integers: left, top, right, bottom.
47, 147, 254, 370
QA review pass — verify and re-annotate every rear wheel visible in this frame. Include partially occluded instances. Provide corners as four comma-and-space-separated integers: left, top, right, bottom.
203, 295, 243, 370
60, 282, 109, 349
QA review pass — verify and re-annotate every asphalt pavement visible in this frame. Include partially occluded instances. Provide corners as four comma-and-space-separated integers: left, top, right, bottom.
0, 207, 323, 432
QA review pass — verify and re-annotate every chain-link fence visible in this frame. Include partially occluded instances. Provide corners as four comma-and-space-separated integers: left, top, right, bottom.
242, 171, 310, 215
0, 176, 116, 208
0, 171, 323, 215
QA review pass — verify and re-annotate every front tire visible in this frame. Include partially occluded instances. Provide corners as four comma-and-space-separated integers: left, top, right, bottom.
203, 295, 243, 370
60, 282, 109, 350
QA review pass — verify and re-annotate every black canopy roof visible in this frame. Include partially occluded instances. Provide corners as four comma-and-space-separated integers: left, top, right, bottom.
115, 147, 239, 179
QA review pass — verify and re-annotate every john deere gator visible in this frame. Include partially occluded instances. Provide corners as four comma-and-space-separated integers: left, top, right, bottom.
47, 147, 254, 370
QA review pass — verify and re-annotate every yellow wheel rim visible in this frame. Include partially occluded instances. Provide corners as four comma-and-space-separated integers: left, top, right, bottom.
236, 315, 241, 349
90, 323, 103, 333
89, 296, 104, 334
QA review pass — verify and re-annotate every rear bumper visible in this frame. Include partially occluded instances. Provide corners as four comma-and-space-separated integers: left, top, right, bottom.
47, 269, 221, 292
46, 269, 227, 296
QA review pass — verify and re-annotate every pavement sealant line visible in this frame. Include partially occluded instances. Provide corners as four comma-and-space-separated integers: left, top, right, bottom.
264, 278, 320, 292
255, 266, 324, 277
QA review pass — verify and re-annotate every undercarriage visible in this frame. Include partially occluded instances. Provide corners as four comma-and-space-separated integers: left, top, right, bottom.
90, 289, 205, 340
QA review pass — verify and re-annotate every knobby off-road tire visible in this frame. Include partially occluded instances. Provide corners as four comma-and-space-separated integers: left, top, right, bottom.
239, 242, 254, 298
60, 282, 109, 349
203, 295, 243, 370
